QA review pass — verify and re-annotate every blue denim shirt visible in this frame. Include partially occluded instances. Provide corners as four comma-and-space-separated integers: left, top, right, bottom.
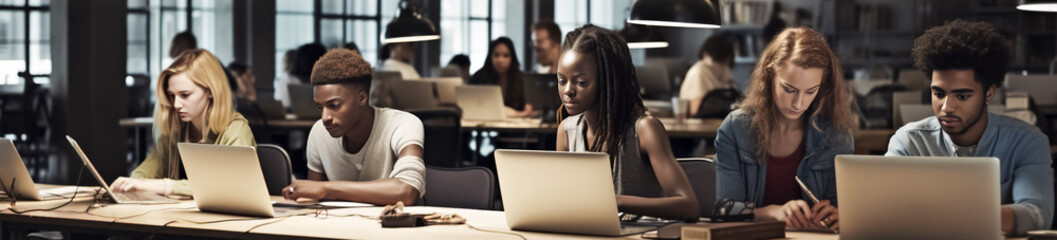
715, 109, 854, 208
886, 112, 1054, 235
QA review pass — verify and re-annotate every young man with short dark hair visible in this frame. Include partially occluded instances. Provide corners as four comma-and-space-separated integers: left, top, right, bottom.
282, 48, 426, 205
887, 19, 1053, 236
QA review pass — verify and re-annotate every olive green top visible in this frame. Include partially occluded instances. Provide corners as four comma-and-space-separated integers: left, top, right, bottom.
130, 112, 256, 196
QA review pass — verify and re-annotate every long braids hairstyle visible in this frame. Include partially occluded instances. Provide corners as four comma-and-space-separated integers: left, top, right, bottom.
559, 24, 646, 158
741, 27, 857, 161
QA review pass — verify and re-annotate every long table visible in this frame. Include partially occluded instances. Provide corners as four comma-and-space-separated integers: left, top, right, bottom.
0, 193, 855, 240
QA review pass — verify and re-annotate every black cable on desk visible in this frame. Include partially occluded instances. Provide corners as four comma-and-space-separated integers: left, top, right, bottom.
7, 164, 89, 214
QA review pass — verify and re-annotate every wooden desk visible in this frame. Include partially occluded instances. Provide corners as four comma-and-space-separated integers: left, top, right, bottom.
0, 196, 851, 240
854, 129, 897, 154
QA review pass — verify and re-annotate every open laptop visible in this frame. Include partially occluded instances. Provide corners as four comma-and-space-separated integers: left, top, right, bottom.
65, 136, 178, 204
836, 155, 1000, 240
522, 74, 560, 123
389, 80, 439, 110
288, 83, 321, 120
177, 143, 304, 218
0, 138, 94, 200
456, 85, 507, 121
494, 149, 657, 236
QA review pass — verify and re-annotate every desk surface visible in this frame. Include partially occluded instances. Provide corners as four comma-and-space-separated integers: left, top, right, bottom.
0, 195, 852, 240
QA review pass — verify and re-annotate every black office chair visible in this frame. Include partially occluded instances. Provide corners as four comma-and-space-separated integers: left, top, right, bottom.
678, 158, 717, 218
409, 108, 462, 168
423, 166, 495, 210
256, 144, 293, 196
695, 88, 742, 119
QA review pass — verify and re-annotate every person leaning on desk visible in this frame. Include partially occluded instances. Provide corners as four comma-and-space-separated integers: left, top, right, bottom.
714, 27, 855, 232
281, 48, 426, 206
111, 49, 257, 197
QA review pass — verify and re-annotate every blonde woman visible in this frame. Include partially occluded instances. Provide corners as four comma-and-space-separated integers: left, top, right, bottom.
111, 49, 256, 196
715, 28, 857, 231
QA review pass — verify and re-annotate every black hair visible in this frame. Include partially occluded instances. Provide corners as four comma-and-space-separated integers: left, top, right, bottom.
227, 62, 250, 76
699, 32, 735, 66
560, 24, 645, 159
532, 20, 563, 45
344, 42, 360, 53
912, 19, 1011, 90
448, 54, 471, 68
470, 37, 526, 110
292, 43, 327, 81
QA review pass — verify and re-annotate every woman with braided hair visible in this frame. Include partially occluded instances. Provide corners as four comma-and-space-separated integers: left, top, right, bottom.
555, 25, 699, 220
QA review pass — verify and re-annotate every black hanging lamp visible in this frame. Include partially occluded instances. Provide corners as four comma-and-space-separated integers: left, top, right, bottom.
621, 23, 669, 49
382, 0, 440, 44
1018, 0, 1057, 12
628, 0, 721, 29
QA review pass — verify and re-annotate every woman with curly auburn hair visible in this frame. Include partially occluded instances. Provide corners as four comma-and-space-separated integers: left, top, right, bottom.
110, 49, 256, 197
715, 27, 856, 231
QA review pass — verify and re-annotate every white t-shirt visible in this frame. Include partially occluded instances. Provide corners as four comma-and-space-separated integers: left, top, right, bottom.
679, 60, 734, 101
306, 107, 426, 196
382, 59, 421, 80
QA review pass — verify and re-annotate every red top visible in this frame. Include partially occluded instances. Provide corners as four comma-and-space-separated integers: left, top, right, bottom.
762, 143, 805, 206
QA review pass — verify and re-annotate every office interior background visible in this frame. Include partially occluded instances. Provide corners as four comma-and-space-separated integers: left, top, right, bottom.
0, 0, 1056, 187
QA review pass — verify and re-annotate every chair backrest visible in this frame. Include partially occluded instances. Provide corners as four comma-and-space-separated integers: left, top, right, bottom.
897, 68, 929, 91
409, 108, 462, 168
678, 158, 716, 218
891, 91, 923, 127
424, 166, 495, 210
695, 88, 741, 119
256, 144, 293, 196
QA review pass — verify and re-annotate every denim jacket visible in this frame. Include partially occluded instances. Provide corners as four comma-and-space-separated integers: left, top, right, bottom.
715, 109, 854, 208
886, 112, 1054, 236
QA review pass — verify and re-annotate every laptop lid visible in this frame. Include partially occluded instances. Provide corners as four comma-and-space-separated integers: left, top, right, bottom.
177, 143, 275, 218
390, 80, 439, 110
494, 149, 626, 236
522, 74, 560, 115
288, 84, 321, 120
0, 138, 42, 200
456, 85, 506, 121
836, 155, 1001, 240
65, 135, 120, 199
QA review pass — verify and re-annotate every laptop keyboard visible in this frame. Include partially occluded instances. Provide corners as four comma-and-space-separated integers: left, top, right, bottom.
114, 191, 166, 202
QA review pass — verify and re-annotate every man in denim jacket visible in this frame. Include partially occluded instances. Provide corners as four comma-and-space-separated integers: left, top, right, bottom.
887, 19, 1053, 236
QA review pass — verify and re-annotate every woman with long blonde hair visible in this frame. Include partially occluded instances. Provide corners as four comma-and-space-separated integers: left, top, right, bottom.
714, 27, 856, 231
111, 49, 256, 196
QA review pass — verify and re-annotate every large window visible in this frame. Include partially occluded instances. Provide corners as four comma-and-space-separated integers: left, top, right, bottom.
440, 0, 505, 73
127, 0, 232, 98
276, 0, 399, 76
0, 0, 49, 85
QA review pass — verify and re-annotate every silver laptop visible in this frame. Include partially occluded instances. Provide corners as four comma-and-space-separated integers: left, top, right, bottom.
456, 85, 506, 121
178, 143, 303, 218
836, 155, 1001, 240
390, 80, 439, 110
494, 149, 656, 236
288, 83, 321, 120
0, 138, 93, 201
65, 136, 178, 204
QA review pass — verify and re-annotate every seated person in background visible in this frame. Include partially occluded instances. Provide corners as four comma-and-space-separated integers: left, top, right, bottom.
531, 20, 562, 74
556, 25, 699, 220
227, 62, 257, 105
381, 42, 421, 80
679, 32, 736, 116
282, 48, 426, 205
112, 49, 256, 196
887, 19, 1053, 236
470, 37, 540, 118
444, 54, 471, 82
715, 27, 855, 232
